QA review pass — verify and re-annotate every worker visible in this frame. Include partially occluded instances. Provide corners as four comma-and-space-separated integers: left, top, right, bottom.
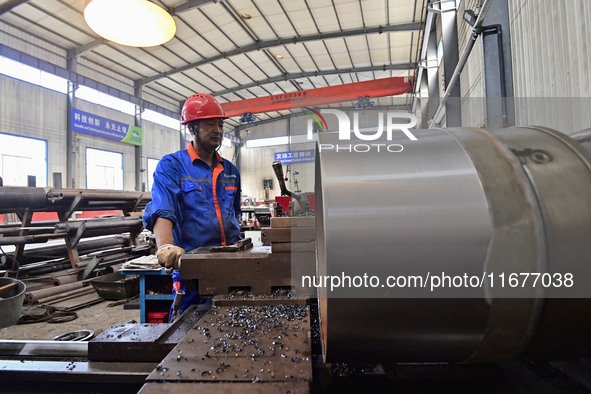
143, 93, 242, 319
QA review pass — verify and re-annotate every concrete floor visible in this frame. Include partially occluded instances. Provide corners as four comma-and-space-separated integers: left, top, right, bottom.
0, 298, 140, 341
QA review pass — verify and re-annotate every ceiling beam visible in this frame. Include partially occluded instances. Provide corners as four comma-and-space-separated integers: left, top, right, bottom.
172, 0, 215, 14
68, 38, 107, 59
212, 65, 416, 97
137, 22, 421, 86
0, 0, 30, 16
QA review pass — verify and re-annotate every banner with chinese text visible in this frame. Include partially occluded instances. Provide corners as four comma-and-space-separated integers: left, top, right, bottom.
274, 150, 315, 164
71, 108, 143, 146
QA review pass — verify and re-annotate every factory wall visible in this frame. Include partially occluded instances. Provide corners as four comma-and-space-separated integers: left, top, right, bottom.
73, 99, 136, 190
0, 74, 186, 190
0, 75, 67, 187
508, 0, 591, 134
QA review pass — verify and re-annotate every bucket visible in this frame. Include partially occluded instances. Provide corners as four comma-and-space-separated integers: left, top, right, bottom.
0, 277, 26, 328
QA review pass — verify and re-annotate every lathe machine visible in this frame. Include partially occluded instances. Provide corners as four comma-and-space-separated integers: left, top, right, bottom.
2, 125, 591, 393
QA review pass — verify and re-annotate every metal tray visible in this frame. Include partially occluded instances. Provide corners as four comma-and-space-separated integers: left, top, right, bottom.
90, 272, 139, 300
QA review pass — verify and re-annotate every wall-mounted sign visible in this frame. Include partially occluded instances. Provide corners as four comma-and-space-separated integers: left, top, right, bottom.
72, 108, 143, 146
274, 150, 315, 164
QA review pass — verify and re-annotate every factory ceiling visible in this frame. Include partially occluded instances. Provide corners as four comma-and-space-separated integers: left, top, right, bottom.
0, 0, 427, 128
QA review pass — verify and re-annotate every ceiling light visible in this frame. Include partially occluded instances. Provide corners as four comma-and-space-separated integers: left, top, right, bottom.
274, 54, 283, 60
240, 13, 252, 20
84, 0, 176, 47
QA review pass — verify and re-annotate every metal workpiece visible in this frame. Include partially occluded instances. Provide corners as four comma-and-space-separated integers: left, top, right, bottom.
491, 126, 591, 360
141, 304, 312, 392
89, 305, 210, 362
179, 247, 296, 296
315, 126, 591, 363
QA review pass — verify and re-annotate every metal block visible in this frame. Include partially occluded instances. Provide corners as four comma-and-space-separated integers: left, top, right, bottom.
261, 227, 316, 243
88, 305, 209, 362
179, 247, 292, 296
271, 241, 315, 253
270, 217, 315, 228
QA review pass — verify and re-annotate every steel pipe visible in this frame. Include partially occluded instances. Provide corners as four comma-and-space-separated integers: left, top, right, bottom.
315, 126, 591, 363
12, 236, 130, 265
25, 281, 86, 304
0, 187, 51, 213
0, 187, 150, 214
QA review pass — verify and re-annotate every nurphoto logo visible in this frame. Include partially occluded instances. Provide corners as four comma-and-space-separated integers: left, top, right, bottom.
306, 109, 418, 153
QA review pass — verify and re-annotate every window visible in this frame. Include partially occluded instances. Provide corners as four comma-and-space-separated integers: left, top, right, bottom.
222, 136, 232, 148
76, 86, 136, 115
142, 109, 180, 130
0, 133, 47, 186
86, 148, 123, 190
245, 136, 289, 148
147, 157, 159, 191
0, 56, 68, 94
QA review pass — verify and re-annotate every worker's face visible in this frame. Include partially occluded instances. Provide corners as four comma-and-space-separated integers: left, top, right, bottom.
195, 118, 224, 153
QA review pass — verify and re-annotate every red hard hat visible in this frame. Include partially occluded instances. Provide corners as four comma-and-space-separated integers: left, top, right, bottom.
181, 93, 227, 124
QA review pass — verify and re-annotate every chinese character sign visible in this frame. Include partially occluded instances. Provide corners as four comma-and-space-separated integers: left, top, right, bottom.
72, 108, 142, 146
274, 150, 315, 164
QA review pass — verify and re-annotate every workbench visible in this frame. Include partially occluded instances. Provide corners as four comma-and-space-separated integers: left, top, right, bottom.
120, 268, 173, 323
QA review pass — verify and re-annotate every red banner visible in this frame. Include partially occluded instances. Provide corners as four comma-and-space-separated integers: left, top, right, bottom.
221, 77, 411, 117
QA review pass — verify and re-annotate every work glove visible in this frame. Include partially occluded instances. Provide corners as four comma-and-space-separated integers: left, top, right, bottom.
157, 244, 185, 274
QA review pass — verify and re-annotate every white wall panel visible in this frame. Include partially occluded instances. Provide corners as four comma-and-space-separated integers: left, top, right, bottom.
0, 76, 67, 186
509, 0, 591, 134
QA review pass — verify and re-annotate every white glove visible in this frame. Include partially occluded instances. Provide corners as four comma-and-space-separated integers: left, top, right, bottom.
157, 244, 185, 274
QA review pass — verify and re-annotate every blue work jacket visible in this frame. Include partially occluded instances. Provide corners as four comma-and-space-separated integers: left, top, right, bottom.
143, 142, 242, 251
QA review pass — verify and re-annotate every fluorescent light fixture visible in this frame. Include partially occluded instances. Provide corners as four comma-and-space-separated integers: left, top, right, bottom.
246, 136, 289, 148
84, 0, 176, 47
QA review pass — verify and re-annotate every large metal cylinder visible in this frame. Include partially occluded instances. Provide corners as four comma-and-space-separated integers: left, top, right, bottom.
315, 126, 591, 363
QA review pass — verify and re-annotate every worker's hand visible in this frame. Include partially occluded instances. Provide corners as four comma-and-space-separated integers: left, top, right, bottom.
157, 244, 185, 274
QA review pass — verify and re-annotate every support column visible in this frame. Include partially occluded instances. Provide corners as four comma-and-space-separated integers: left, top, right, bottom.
66, 58, 78, 188
234, 127, 241, 169
179, 101, 185, 151
482, 0, 515, 130
134, 86, 144, 191
426, 19, 439, 129
437, 0, 461, 127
